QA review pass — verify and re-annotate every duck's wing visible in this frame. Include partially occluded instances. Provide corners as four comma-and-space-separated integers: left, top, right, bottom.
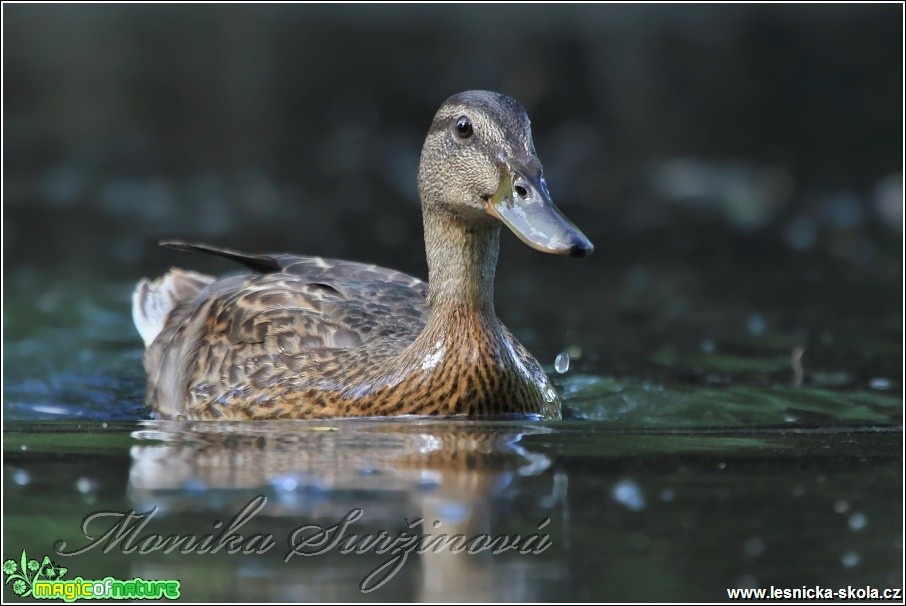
159, 240, 427, 291
143, 241, 430, 350
138, 241, 429, 418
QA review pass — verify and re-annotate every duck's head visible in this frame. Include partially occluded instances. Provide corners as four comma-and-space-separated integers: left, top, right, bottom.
417, 90, 593, 258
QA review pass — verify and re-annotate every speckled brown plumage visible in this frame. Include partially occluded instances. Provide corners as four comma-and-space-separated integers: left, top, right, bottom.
134, 91, 592, 421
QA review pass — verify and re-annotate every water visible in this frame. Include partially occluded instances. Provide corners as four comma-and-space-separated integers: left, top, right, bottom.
554, 352, 571, 374
5, 181, 903, 602
3, 267, 902, 601
4, 419, 902, 601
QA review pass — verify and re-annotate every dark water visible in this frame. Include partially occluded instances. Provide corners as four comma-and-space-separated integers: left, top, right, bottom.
3, 416, 902, 602
4, 267, 903, 601
3, 4, 903, 603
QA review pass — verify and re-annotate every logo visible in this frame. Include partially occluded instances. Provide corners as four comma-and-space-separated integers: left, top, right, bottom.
3, 550, 180, 601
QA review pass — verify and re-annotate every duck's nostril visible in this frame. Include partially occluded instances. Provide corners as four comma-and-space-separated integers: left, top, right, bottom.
514, 185, 529, 199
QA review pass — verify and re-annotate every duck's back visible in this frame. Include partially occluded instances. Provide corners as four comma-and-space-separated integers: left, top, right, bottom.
134, 243, 430, 420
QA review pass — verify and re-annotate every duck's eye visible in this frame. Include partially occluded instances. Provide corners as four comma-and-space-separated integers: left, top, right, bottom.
455, 116, 473, 138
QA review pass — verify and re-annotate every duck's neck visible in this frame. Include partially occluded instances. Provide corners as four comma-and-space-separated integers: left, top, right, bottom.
423, 206, 500, 319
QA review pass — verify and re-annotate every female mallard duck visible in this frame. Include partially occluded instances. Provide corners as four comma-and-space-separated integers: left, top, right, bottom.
133, 90, 593, 421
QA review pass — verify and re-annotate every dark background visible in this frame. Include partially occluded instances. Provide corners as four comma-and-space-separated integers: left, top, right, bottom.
4, 3, 902, 382
2, 6, 903, 601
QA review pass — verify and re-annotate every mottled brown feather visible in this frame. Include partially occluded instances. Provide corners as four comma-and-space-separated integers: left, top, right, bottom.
141, 247, 559, 420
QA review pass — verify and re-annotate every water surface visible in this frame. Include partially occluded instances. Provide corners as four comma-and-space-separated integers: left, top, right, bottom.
3, 271, 902, 601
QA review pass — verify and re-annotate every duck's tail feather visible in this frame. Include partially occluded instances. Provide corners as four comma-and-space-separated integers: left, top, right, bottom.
159, 240, 281, 273
132, 269, 215, 347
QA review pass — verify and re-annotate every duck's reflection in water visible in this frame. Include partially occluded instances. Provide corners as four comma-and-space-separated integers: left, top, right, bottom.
128, 418, 567, 602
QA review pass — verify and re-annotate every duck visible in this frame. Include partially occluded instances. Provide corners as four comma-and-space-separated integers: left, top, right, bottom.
132, 90, 593, 421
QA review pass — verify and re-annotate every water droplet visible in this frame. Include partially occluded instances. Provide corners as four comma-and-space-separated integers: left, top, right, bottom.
841, 550, 860, 568
848, 512, 868, 531
268, 474, 328, 495
659, 488, 676, 502
273, 476, 298, 492
747, 313, 767, 336
833, 500, 850, 514
611, 478, 646, 511
76, 477, 98, 494
13, 469, 30, 486
869, 377, 892, 390
700, 339, 715, 354
20, 444, 28, 451
554, 352, 570, 374
743, 537, 766, 557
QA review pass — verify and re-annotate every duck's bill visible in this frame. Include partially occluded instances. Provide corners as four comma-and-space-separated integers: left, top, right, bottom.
486, 166, 594, 258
